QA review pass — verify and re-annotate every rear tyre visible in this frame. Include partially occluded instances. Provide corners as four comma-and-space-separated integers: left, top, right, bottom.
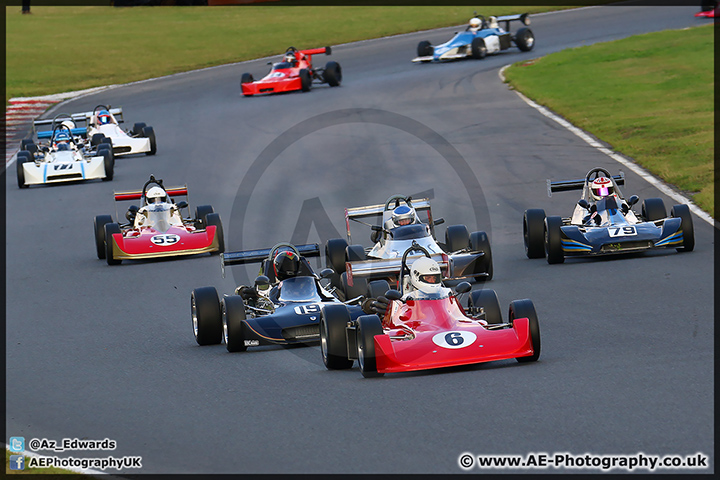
16, 151, 31, 188
445, 224, 470, 252
357, 315, 384, 378
471, 37, 487, 59
205, 213, 225, 254
320, 304, 354, 369
469, 231, 493, 281
222, 295, 247, 352
469, 289, 502, 324
346, 244, 366, 262
195, 205, 214, 229
323, 61, 342, 86
325, 238, 348, 274
670, 204, 694, 252
544, 216, 564, 264
299, 69, 312, 92
642, 198, 666, 222
524, 208, 547, 258
514, 27, 535, 51
142, 126, 157, 155
104, 223, 122, 265
510, 299, 541, 362
417, 40, 433, 57
192, 287, 222, 346
94, 215, 113, 259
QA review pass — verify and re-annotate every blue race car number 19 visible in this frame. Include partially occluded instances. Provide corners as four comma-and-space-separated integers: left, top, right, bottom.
432, 331, 477, 349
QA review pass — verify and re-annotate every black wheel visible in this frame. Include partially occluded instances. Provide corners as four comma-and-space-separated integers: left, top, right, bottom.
323, 61, 342, 86
94, 215, 113, 259
346, 244, 366, 262
97, 142, 114, 163
205, 213, 225, 254
469, 231, 493, 281
523, 209, 546, 259
544, 216, 564, 264
16, 151, 31, 188
367, 280, 390, 299
341, 272, 367, 302
241, 73, 254, 84
192, 287, 222, 346
469, 289, 502, 325
91, 133, 106, 146
514, 27, 535, 51
671, 204, 694, 252
142, 126, 157, 155
299, 69, 312, 92
101, 150, 114, 181
320, 304, 354, 369
357, 315, 384, 378
445, 224, 470, 252
325, 238, 348, 274
471, 37, 487, 59
417, 40, 433, 57
510, 299, 541, 362
642, 198, 666, 222
195, 205, 214, 229
21, 138, 34, 151
222, 295, 247, 352
100, 137, 113, 147
132, 122, 146, 136
104, 223, 122, 265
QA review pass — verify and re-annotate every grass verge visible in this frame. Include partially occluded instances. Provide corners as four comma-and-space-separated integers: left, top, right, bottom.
504, 25, 714, 217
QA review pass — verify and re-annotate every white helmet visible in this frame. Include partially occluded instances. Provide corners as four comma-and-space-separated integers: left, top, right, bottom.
61, 120, 76, 130
469, 17, 481, 29
146, 186, 168, 204
590, 177, 614, 201
409, 257, 443, 296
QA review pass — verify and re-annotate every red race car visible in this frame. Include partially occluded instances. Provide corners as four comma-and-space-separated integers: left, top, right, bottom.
696, 1, 717, 17
320, 243, 541, 377
94, 175, 225, 265
240, 46, 342, 96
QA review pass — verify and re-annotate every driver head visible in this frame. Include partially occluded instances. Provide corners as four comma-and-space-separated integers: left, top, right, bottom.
409, 257, 443, 295
145, 186, 168, 204
469, 17, 482, 30
273, 250, 300, 281
590, 176, 614, 201
97, 110, 112, 125
392, 205, 415, 226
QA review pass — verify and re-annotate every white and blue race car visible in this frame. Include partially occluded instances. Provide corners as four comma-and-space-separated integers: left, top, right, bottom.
412, 13, 534, 63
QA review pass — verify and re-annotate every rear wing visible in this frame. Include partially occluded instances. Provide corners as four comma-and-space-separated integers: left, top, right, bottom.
73, 107, 124, 123
346, 253, 450, 287
298, 46, 331, 57
113, 186, 188, 202
496, 13, 531, 30
37, 127, 88, 139
345, 198, 433, 241
547, 173, 624, 197
221, 243, 320, 279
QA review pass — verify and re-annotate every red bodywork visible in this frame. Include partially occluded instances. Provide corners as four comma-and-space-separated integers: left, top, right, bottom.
373, 296, 534, 374
241, 47, 328, 96
695, 7, 717, 17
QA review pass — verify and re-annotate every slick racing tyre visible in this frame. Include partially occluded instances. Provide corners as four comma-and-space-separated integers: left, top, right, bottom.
142, 126, 157, 155
320, 304, 354, 369
357, 315, 384, 378
671, 204, 694, 252
195, 205, 214, 229
205, 213, 225, 254
132, 122, 146, 136
341, 272, 367, 303
445, 224, 470, 252
470, 231, 493, 281
300, 69, 312, 92
222, 295, 247, 352
192, 287, 222, 346
469, 289, 502, 325
325, 238, 348, 274
544, 216, 565, 264
471, 37, 487, 59
104, 223, 122, 265
94, 215, 113, 259
323, 61, 342, 86
510, 299, 541, 362
417, 40, 433, 57
642, 198, 666, 222
524, 209, 546, 259
514, 27, 535, 51
16, 151, 31, 188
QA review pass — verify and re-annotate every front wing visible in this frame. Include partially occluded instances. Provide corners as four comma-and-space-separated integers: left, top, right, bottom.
242, 78, 303, 96
22, 157, 107, 185
560, 219, 684, 256
108, 225, 220, 260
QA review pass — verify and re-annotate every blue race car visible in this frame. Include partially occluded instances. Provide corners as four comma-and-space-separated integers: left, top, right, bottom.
191, 242, 365, 352
523, 167, 695, 264
412, 13, 534, 63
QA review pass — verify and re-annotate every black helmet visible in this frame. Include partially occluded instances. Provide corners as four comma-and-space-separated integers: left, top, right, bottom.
273, 250, 300, 281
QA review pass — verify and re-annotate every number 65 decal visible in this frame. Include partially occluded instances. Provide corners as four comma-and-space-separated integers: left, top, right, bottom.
151, 234, 180, 246
432, 331, 477, 349
608, 226, 637, 237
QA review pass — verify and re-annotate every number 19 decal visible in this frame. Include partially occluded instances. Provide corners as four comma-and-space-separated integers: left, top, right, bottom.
608, 226, 637, 237
294, 304, 321, 315
432, 331, 477, 349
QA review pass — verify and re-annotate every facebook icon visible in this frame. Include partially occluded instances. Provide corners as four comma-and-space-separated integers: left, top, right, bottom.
10, 455, 25, 470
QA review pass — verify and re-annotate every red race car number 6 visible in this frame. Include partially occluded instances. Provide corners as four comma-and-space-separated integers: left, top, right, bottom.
432, 331, 477, 349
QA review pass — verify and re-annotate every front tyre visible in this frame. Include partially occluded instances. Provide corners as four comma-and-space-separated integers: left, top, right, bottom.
94, 215, 113, 259
417, 40, 433, 57
104, 223, 122, 265
142, 126, 157, 155
510, 299, 541, 362
357, 315, 384, 378
299, 69, 312, 92
222, 295, 247, 352
523, 209, 546, 259
671, 204, 694, 252
205, 213, 225, 254
192, 287, 223, 346
471, 37, 487, 59
320, 304, 354, 369
544, 216, 564, 264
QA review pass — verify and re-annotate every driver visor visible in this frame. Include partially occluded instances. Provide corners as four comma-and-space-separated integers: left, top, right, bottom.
419, 273, 441, 284
595, 186, 610, 196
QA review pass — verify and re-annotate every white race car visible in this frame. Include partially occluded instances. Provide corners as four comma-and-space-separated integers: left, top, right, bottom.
75, 104, 156, 157
17, 122, 113, 188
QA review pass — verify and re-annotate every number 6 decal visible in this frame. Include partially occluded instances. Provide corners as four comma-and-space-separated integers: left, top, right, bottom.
432, 331, 477, 349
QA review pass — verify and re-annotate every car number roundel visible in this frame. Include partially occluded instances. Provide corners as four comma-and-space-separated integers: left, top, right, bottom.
432, 331, 477, 349
150, 234, 180, 246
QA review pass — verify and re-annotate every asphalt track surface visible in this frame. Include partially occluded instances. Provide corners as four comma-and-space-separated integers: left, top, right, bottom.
5, 4, 714, 475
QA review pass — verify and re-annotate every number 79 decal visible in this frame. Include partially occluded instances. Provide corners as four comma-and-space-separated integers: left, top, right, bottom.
608, 226, 637, 237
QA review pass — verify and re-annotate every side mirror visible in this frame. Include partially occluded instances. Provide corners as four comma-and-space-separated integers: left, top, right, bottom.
455, 282, 472, 294
628, 195, 639, 206
433, 218, 445, 226
589, 204, 597, 214
577, 199, 590, 210
176, 201, 188, 209
385, 290, 402, 301
371, 225, 382, 231
254, 275, 270, 287
319, 268, 334, 279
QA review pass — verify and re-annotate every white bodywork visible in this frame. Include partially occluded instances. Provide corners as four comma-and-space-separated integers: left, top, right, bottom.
87, 123, 151, 156
22, 149, 107, 185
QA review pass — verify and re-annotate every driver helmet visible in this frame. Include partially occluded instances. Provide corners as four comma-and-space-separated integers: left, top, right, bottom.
469, 17, 482, 30
54, 131, 71, 149
590, 177, 614, 201
409, 257, 444, 296
284, 52, 297, 63
61, 120, 76, 130
97, 110, 112, 125
391, 205, 415, 227
145, 186, 168, 204
273, 250, 300, 281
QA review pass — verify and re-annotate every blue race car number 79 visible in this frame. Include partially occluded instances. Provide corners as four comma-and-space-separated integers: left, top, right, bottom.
608, 226, 637, 237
